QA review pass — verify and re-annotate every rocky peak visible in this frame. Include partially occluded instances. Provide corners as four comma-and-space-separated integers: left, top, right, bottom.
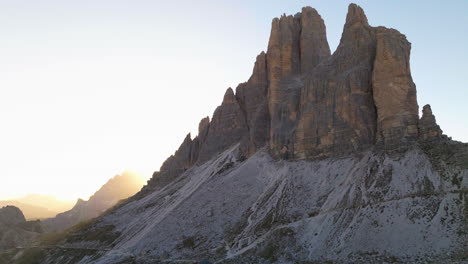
0, 206, 25, 224
345, 3, 369, 27
198, 116, 210, 141
222, 88, 236, 104
147, 3, 446, 189
300, 6, 331, 73
249, 51, 268, 85
198, 87, 248, 163
419, 104, 443, 140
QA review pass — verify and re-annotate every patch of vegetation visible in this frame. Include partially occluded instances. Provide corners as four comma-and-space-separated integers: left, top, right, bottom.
66, 224, 119, 245
13, 248, 46, 264
420, 140, 468, 178
181, 236, 195, 249
257, 241, 277, 262
18, 220, 43, 233
308, 211, 318, 217
224, 209, 251, 244
40, 217, 120, 247
216, 161, 235, 175
382, 256, 400, 263
0, 249, 19, 264
215, 246, 227, 256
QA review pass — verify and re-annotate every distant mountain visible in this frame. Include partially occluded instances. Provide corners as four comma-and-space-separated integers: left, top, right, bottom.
0, 206, 42, 252
0, 194, 74, 221
0, 200, 57, 220
16, 194, 74, 213
42, 171, 145, 232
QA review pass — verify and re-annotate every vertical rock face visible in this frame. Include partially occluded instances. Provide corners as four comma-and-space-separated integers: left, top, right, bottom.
300, 7, 331, 74
197, 88, 248, 162
267, 8, 330, 157
236, 52, 269, 156
419, 104, 443, 140
148, 133, 196, 189
147, 3, 444, 189
372, 27, 419, 147
295, 4, 377, 158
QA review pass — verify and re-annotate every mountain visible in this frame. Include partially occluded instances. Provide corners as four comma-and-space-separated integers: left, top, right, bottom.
16, 194, 74, 213
42, 171, 145, 233
0, 194, 74, 220
0, 206, 42, 252
0, 200, 58, 220
5, 4, 467, 264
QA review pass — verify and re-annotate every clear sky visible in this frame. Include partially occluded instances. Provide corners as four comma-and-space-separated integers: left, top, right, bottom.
0, 0, 466, 201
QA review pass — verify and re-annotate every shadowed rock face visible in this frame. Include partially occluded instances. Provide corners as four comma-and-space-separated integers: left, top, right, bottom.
419, 104, 443, 140
267, 8, 330, 157
147, 3, 444, 189
197, 88, 248, 163
0, 206, 25, 225
295, 4, 377, 158
236, 52, 269, 156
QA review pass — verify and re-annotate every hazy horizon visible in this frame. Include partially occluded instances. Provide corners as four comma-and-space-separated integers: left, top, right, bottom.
1, 0, 467, 201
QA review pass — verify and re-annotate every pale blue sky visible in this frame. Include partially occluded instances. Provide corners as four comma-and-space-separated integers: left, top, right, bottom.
0, 0, 466, 200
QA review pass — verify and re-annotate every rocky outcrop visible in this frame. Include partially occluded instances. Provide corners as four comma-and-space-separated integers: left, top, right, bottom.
419, 104, 443, 140
236, 52, 269, 156
372, 27, 419, 147
294, 4, 377, 159
300, 7, 331, 74
146, 3, 446, 191
0, 206, 25, 225
149, 133, 195, 188
0, 206, 42, 251
267, 8, 330, 157
198, 88, 248, 162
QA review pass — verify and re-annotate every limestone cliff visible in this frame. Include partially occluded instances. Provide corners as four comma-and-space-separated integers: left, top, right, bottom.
146, 4, 445, 190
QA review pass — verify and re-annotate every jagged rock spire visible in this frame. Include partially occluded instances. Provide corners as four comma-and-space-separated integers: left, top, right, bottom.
345, 3, 369, 27
419, 104, 443, 140
147, 3, 443, 190
300, 6, 331, 74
